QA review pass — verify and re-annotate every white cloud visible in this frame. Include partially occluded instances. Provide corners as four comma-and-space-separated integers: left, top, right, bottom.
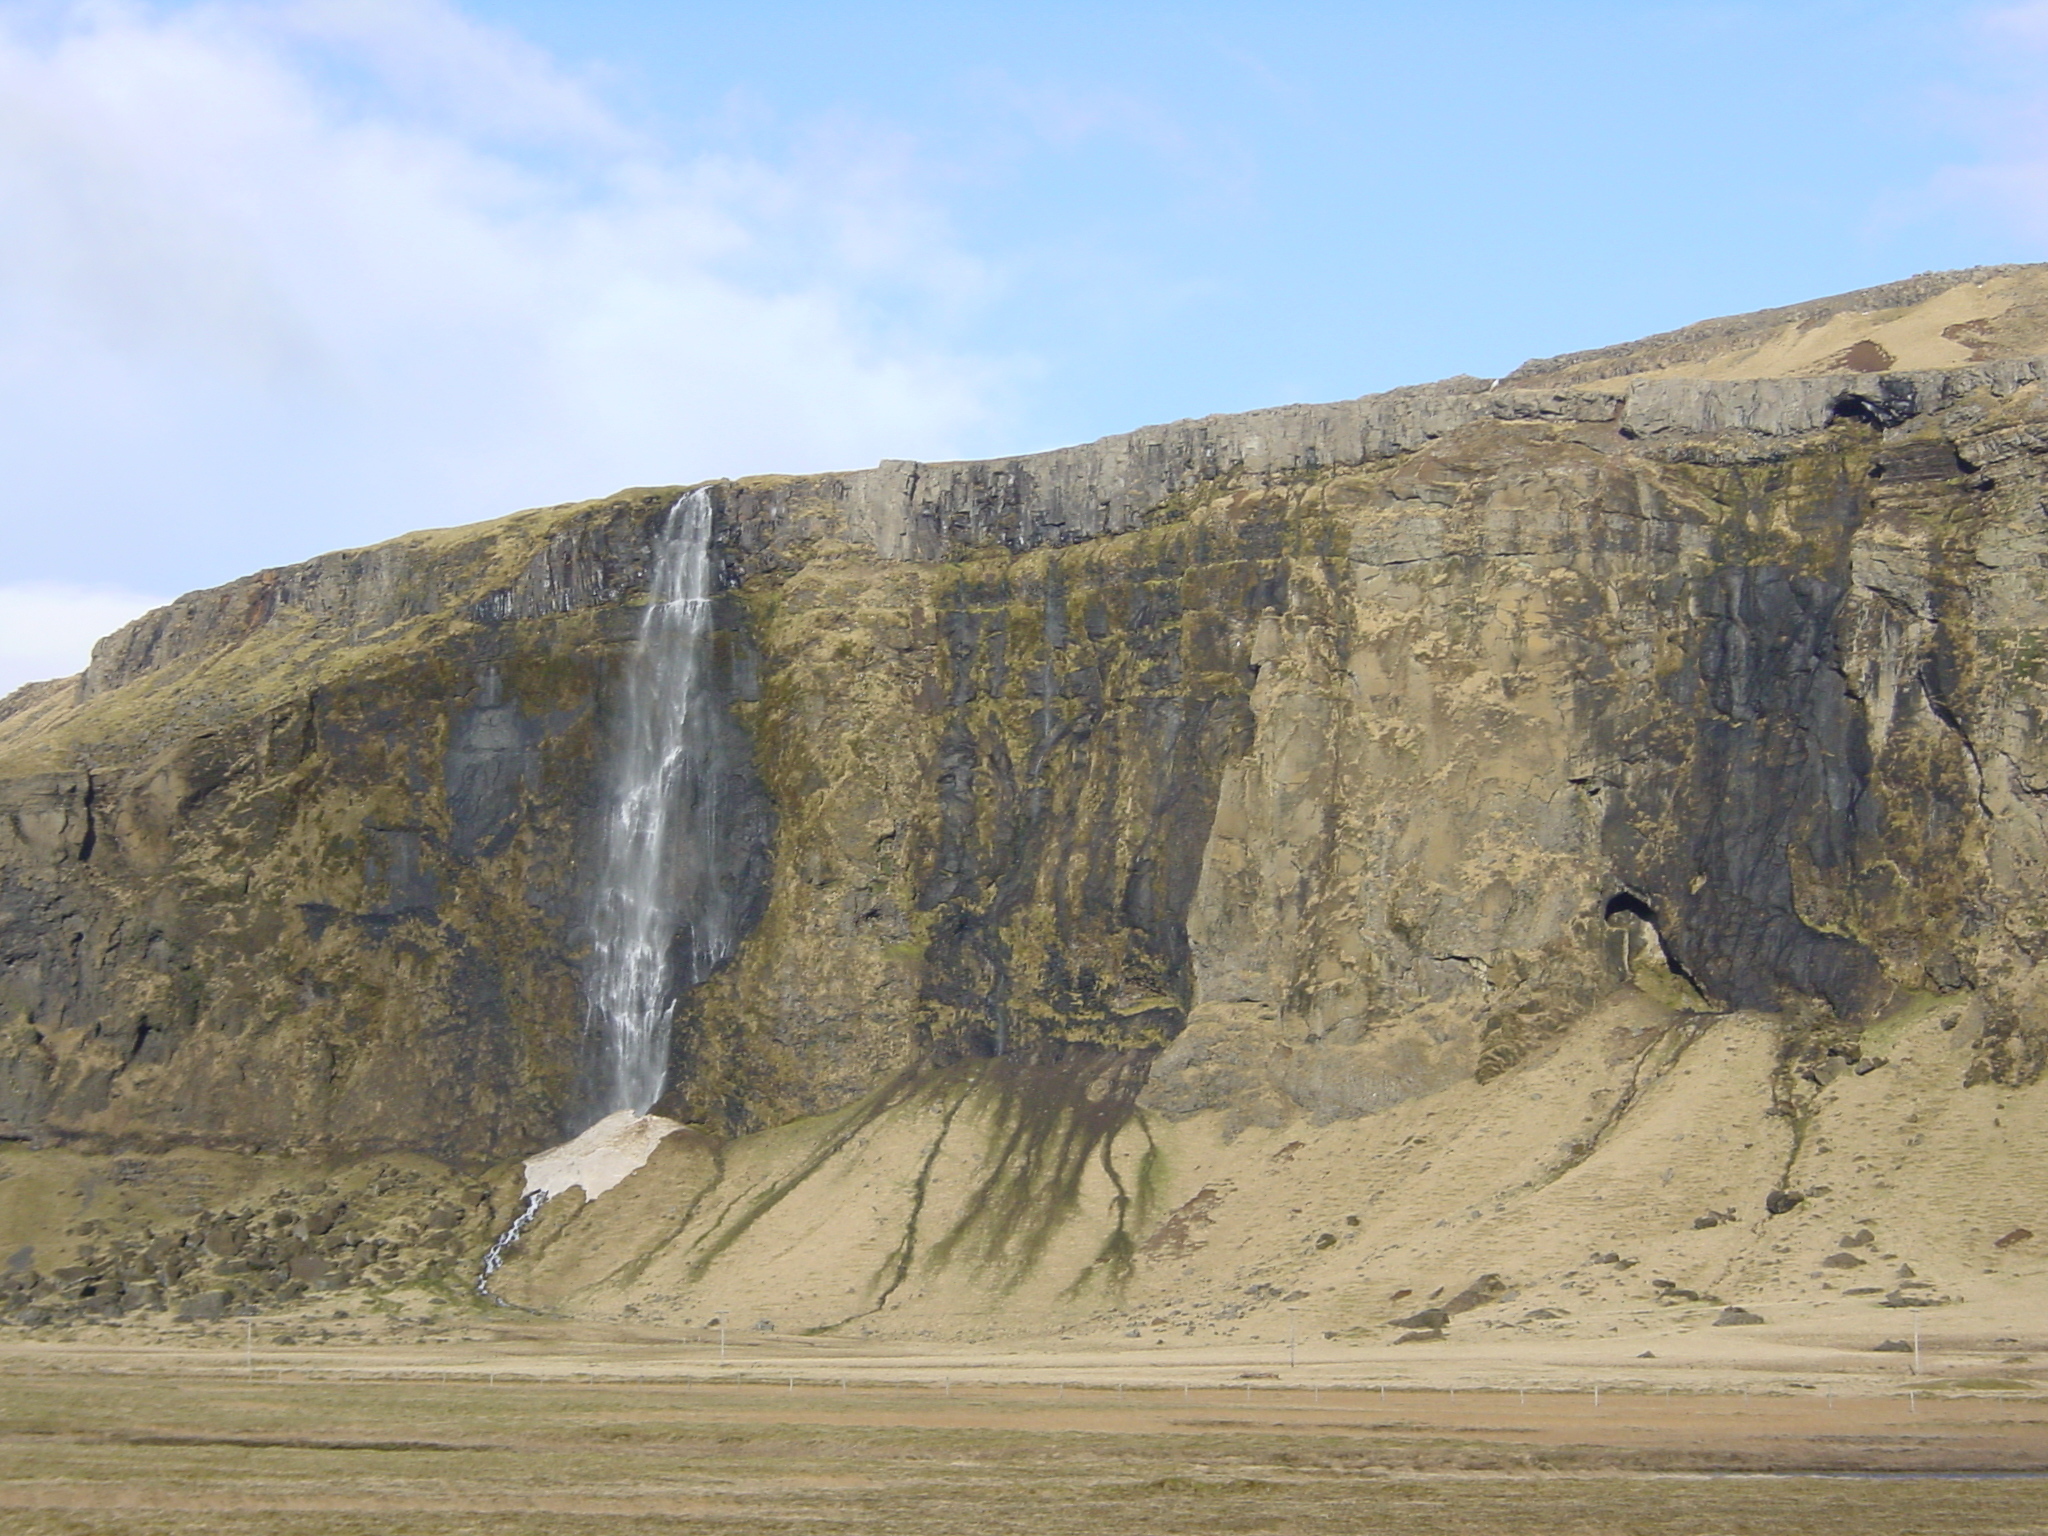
0, 0, 1004, 598
1922, 5, 2048, 241
0, 582, 168, 698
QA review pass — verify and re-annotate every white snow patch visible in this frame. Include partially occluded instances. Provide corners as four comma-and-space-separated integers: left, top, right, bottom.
522, 1109, 682, 1202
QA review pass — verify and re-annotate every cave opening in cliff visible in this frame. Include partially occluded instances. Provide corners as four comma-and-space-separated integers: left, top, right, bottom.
1602, 892, 1657, 926
1603, 891, 1709, 1000
1829, 388, 1918, 430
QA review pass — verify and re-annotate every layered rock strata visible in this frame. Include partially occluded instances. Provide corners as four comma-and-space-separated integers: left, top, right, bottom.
0, 266, 2045, 1337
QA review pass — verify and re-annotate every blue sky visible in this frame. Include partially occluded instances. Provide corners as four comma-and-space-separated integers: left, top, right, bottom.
1, 0, 2044, 691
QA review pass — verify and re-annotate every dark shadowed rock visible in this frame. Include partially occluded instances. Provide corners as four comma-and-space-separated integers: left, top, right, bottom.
177, 1289, 230, 1321
1391, 1307, 1451, 1330
1444, 1273, 1513, 1314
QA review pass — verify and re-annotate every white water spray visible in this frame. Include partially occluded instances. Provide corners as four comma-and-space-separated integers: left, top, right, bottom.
474, 1112, 683, 1299
475, 1191, 545, 1297
476, 491, 730, 1297
584, 487, 735, 1119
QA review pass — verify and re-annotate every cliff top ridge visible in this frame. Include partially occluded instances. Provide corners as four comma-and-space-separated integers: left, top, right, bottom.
12, 263, 2048, 730
1500, 263, 2048, 388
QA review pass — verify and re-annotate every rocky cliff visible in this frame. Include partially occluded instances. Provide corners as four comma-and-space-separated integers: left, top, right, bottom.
2, 265, 2045, 1342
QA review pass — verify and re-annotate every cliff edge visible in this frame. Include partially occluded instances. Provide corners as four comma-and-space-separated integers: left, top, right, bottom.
0, 266, 2044, 1346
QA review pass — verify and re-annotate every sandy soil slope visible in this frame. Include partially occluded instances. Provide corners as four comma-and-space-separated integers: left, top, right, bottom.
484, 988, 2046, 1356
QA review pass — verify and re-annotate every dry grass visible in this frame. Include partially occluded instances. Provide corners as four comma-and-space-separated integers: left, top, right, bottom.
1, 1363, 2045, 1535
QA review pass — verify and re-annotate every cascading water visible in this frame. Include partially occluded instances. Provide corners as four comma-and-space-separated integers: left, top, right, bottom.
475, 1191, 545, 1297
477, 489, 736, 1298
584, 486, 735, 1119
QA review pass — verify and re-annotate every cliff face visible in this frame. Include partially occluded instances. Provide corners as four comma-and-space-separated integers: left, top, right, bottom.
2, 266, 2048, 1336
0, 494, 671, 1162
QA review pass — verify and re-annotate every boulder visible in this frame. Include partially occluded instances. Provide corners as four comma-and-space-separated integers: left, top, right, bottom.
1713, 1306, 1766, 1326
176, 1289, 231, 1321
1391, 1307, 1451, 1330
1444, 1274, 1512, 1314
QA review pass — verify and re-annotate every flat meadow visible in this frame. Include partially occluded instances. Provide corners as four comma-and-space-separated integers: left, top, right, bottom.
0, 1332, 2044, 1535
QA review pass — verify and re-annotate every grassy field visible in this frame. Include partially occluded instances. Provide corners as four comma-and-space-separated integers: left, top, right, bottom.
1, 1361, 2045, 1535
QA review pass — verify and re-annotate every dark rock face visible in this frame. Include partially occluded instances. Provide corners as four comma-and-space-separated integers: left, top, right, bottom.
6, 315, 2048, 1165
910, 529, 1269, 1062
657, 512, 1282, 1132
0, 634, 607, 1160
1612, 563, 1883, 1016
0, 491, 777, 1163
444, 667, 548, 860
1569, 429, 2003, 1030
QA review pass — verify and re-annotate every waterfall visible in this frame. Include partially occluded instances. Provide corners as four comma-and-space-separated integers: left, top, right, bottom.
474, 1190, 545, 1299
583, 487, 734, 1120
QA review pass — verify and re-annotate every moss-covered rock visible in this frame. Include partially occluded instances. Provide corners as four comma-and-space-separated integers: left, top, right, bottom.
6, 270, 2048, 1182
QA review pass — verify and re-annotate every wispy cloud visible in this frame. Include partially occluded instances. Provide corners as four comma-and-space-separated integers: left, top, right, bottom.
0, 0, 1005, 605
